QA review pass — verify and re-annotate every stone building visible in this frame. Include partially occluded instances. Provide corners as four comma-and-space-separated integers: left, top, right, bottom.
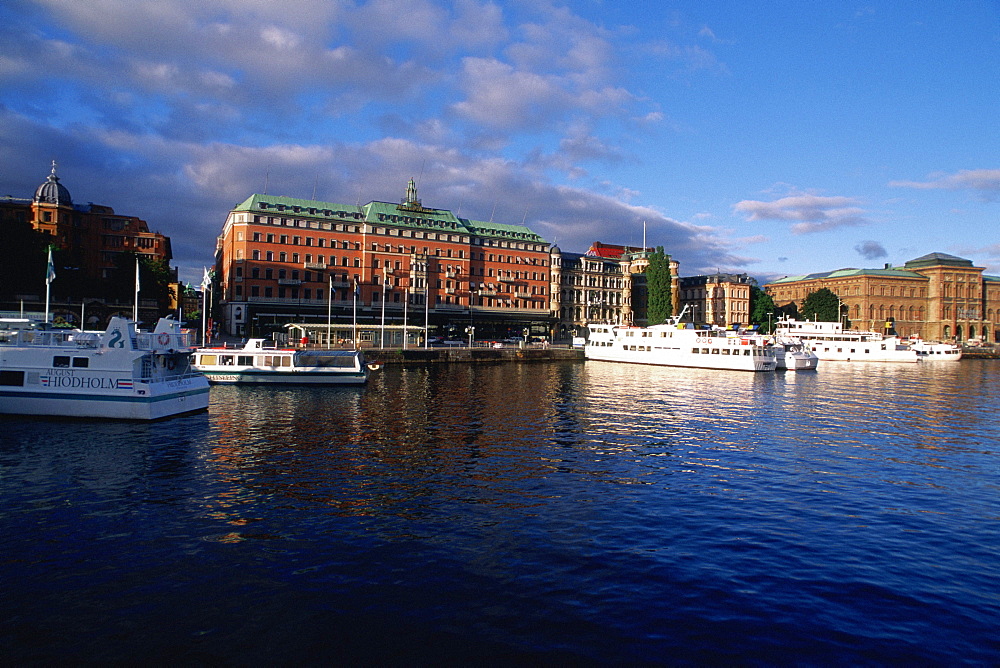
678, 273, 754, 327
765, 252, 1000, 342
0, 162, 173, 285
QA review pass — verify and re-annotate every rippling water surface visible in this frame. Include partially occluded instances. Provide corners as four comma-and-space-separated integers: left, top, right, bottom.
2, 360, 999, 664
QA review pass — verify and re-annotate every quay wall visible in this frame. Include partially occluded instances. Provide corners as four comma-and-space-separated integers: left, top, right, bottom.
368, 346, 585, 365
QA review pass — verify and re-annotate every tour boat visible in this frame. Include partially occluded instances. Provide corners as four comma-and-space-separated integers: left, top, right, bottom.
585, 308, 777, 372
0, 316, 210, 420
193, 339, 372, 385
908, 339, 963, 361
773, 317, 918, 363
769, 336, 820, 371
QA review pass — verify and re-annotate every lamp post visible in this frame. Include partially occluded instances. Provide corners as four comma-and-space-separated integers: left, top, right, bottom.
468, 287, 477, 347
380, 275, 388, 348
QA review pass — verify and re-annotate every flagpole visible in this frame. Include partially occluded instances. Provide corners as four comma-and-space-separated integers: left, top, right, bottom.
44, 247, 56, 324
352, 278, 358, 350
133, 258, 140, 323
327, 274, 333, 346
403, 282, 408, 350
201, 268, 208, 346
380, 277, 387, 348
424, 283, 429, 349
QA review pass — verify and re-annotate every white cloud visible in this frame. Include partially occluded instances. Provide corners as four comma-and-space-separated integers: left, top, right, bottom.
733, 194, 867, 235
889, 169, 1000, 202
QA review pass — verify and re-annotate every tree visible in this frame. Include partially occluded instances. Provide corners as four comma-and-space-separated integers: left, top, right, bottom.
800, 287, 848, 325
646, 246, 673, 325
750, 286, 777, 333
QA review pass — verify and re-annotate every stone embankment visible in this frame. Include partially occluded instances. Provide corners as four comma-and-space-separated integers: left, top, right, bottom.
962, 346, 1000, 359
367, 346, 585, 365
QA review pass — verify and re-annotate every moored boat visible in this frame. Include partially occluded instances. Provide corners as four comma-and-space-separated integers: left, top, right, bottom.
193, 339, 371, 385
585, 309, 777, 372
0, 316, 209, 419
908, 339, 963, 361
774, 317, 918, 363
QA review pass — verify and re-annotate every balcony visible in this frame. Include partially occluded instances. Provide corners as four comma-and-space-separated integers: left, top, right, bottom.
278, 279, 302, 286
303, 261, 326, 270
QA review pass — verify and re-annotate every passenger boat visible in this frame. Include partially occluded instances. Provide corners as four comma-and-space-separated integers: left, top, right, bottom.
585, 308, 777, 372
193, 339, 371, 385
773, 317, 918, 363
908, 339, 963, 361
0, 316, 210, 420
770, 336, 820, 371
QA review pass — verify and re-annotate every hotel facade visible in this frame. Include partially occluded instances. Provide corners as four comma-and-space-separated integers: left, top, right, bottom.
214, 180, 555, 341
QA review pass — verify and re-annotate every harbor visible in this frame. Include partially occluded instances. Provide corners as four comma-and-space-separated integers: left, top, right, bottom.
2, 359, 999, 664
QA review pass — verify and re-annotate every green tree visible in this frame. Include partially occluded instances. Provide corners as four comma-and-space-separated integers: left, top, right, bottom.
800, 287, 848, 325
750, 285, 777, 333
646, 246, 673, 325
107, 251, 174, 311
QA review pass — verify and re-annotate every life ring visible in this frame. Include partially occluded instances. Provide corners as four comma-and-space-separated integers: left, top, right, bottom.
166, 358, 176, 370
157, 333, 170, 346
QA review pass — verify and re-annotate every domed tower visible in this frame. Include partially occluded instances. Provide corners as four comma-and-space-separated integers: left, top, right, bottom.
32, 160, 74, 247
34, 160, 73, 207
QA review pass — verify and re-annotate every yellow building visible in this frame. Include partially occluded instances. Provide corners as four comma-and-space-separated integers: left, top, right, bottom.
766, 252, 1000, 343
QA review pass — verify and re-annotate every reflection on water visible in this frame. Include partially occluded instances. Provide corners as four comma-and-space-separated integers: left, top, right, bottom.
2, 360, 999, 663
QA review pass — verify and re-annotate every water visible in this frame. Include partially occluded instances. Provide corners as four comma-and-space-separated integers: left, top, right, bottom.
2, 360, 999, 664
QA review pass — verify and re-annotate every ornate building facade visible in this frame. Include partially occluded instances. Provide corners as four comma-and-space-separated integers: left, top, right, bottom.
765, 253, 1000, 342
0, 162, 173, 284
678, 273, 754, 327
214, 180, 555, 340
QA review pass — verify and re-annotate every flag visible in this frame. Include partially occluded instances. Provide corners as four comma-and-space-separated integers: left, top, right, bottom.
45, 249, 56, 284
201, 267, 211, 291
135, 258, 141, 292
353, 278, 360, 298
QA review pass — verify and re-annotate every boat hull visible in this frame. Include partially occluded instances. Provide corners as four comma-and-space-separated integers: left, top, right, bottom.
200, 369, 368, 385
0, 378, 209, 420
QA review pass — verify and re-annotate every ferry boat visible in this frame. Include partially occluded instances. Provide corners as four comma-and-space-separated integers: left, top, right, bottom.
770, 336, 820, 370
193, 339, 371, 385
908, 339, 963, 361
773, 317, 918, 363
0, 316, 210, 420
585, 309, 777, 372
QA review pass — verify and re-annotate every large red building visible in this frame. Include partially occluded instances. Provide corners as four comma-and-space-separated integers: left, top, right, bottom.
1, 162, 172, 284
214, 180, 555, 341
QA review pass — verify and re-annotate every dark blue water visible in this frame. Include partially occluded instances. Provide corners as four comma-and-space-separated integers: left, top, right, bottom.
2, 360, 999, 664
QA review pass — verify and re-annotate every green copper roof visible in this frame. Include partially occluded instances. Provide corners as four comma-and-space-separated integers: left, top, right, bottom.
769, 267, 923, 284
904, 252, 974, 269
232, 191, 546, 243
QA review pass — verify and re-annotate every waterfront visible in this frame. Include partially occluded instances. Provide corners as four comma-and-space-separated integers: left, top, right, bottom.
2, 360, 999, 664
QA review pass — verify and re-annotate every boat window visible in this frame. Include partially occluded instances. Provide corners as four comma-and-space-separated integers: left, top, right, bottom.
711, 349, 720, 355
53, 356, 70, 368
219, 356, 234, 366
702, 348, 710, 354
72, 357, 89, 368
0, 370, 25, 386
238, 356, 253, 365
691, 348, 700, 354
722, 349, 730, 355
200, 354, 218, 365
744, 350, 751, 356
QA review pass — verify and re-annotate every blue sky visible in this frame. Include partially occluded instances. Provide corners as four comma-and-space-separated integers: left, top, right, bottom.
2, 0, 999, 285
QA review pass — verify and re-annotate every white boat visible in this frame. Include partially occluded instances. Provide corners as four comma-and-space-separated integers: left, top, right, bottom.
773, 317, 918, 363
908, 339, 963, 361
193, 339, 371, 385
0, 316, 210, 420
771, 336, 820, 370
585, 309, 777, 372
